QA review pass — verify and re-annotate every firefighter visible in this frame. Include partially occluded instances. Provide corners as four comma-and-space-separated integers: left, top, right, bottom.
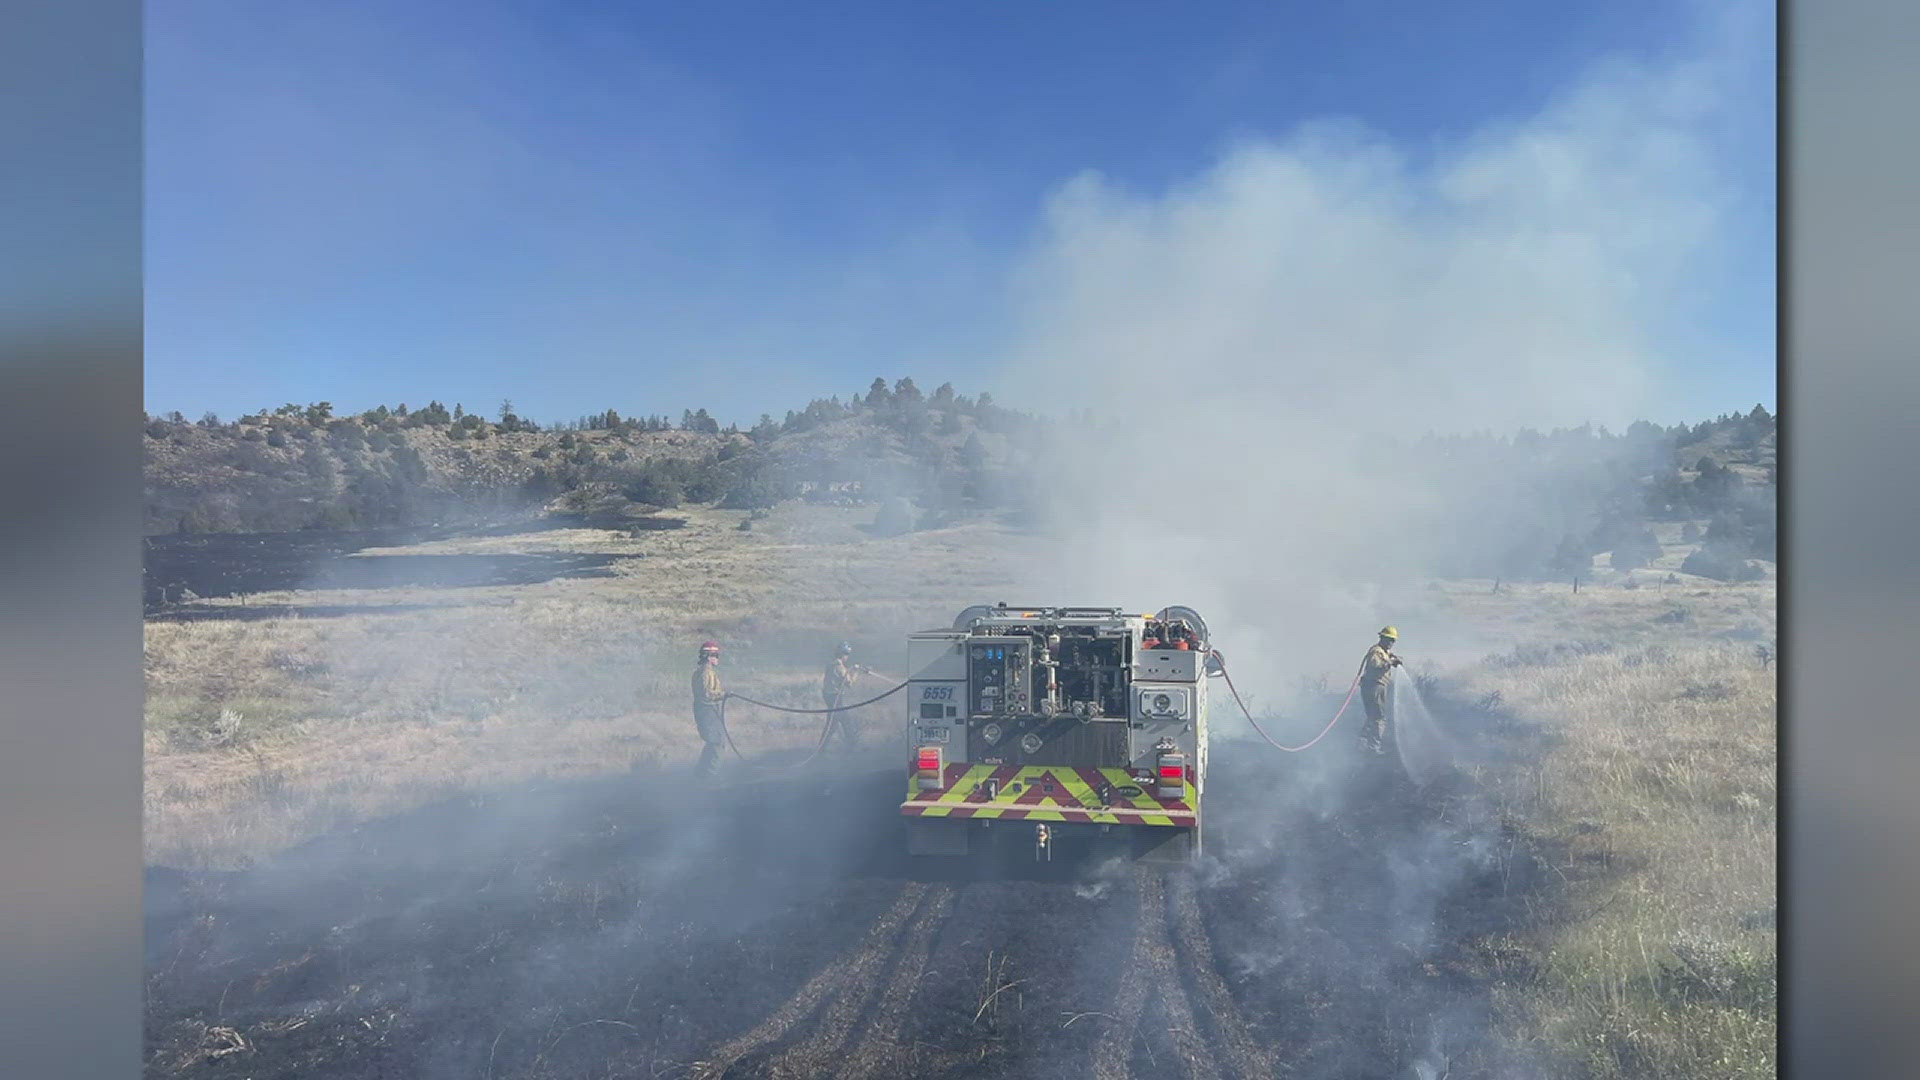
822, 641, 870, 749
692, 640, 727, 777
1357, 626, 1404, 756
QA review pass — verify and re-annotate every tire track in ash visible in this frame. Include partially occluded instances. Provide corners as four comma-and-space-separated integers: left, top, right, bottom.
1169, 874, 1275, 1080
691, 881, 930, 1079
772, 883, 957, 1079
1093, 871, 1232, 1080
1092, 871, 1161, 1080
1139, 872, 1220, 1080
1090, 864, 1221, 1076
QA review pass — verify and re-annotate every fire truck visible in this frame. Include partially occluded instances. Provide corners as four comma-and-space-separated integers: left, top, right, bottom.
900, 604, 1214, 862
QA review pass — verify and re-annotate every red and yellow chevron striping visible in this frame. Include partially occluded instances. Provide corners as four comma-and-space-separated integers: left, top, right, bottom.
900, 763, 1196, 827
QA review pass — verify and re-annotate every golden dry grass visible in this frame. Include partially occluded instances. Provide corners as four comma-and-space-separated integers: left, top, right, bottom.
144, 504, 1042, 867
1449, 585, 1776, 1078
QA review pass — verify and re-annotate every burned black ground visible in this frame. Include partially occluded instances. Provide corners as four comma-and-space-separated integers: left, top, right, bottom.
145, 689, 1571, 1079
142, 524, 631, 615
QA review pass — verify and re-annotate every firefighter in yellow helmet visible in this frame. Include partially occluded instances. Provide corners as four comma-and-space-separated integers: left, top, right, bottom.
692, 641, 727, 777
1357, 626, 1404, 756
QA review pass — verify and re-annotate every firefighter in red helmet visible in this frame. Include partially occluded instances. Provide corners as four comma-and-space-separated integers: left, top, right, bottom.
692, 640, 727, 777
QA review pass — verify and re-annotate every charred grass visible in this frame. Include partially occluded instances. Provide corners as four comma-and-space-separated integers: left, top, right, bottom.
144, 512, 1774, 1077
145, 727, 1561, 1079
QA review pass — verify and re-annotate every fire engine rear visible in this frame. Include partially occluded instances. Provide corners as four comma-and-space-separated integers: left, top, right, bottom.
901, 603, 1214, 862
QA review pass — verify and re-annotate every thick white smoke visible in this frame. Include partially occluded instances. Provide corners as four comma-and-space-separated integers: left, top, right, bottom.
1001, 35, 1744, 698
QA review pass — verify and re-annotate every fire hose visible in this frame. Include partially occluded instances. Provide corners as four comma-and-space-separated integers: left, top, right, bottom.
718, 678, 910, 767
714, 652, 1366, 767
1211, 653, 1366, 754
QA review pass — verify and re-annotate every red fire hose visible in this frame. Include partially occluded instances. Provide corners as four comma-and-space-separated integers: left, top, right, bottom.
1212, 654, 1363, 753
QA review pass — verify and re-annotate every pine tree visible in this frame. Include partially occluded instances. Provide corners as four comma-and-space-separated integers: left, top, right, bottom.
1609, 528, 1662, 571
959, 431, 985, 467
1549, 533, 1590, 578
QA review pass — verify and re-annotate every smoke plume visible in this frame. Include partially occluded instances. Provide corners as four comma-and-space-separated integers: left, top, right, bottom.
1000, 29, 1748, 699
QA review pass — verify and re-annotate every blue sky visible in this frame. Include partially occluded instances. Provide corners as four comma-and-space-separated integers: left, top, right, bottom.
147, 0, 1774, 430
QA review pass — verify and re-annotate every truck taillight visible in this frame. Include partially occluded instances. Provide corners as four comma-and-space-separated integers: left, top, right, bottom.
1155, 752, 1186, 800
916, 746, 943, 791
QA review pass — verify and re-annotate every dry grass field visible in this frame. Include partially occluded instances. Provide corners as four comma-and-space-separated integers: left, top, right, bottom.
1377, 574, 1776, 1077
143, 508, 1773, 1077
1472, 639, 1775, 1078
144, 504, 1041, 869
